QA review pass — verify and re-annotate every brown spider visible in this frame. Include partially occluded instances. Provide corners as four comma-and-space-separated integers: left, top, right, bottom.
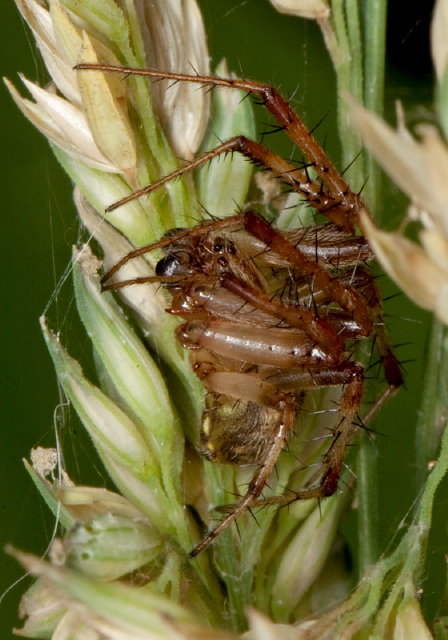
76, 64, 403, 556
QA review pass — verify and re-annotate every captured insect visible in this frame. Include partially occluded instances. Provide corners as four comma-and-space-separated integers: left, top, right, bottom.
75, 64, 403, 557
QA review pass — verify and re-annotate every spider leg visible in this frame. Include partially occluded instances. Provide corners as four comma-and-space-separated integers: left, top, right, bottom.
219, 272, 344, 362
254, 361, 365, 509
102, 274, 182, 291
223, 211, 373, 337
100, 132, 353, 231
353, 268, 404, 388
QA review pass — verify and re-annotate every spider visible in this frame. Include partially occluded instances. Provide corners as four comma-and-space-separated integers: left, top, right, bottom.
75, 64, 403, 556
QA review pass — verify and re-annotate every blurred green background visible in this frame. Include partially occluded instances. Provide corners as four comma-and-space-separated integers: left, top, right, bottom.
1, 0, 436, 637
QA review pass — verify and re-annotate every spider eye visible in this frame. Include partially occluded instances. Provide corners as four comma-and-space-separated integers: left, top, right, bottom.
213, 237, 236, 255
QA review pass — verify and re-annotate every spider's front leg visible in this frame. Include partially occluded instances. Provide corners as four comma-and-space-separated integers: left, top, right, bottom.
97, 134, 354, 231
74, 63, 370, 231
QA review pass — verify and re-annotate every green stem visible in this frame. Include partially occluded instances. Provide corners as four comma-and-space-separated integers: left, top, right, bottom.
356, 431, 379, 573
345, 0, 363, 101
330, 0, 386, 574
418, 404, 448, 532
331, 0, 354, 174
342, 0, 367, 190
330, 0, 363, 187
415, 318, 448, 492
362, 0, 387, 208
363, 0, 387, 114
328, 0, 387, 575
